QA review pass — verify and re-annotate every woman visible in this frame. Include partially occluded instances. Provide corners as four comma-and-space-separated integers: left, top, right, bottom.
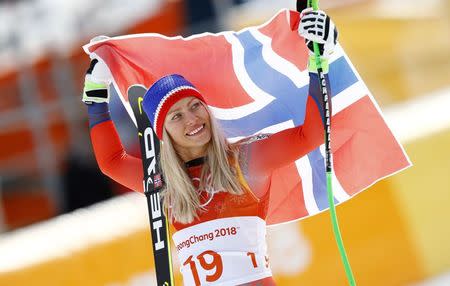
83, 9, 338, 286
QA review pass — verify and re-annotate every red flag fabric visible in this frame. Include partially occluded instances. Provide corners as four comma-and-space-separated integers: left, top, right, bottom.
84, 9, 411, 225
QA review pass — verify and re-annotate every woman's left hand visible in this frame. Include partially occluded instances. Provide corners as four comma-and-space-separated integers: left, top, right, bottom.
298, 8, 338, 58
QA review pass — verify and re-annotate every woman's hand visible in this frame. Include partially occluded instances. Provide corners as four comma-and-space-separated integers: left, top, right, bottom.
82, 36, 113, 104
298, 8, 338, 58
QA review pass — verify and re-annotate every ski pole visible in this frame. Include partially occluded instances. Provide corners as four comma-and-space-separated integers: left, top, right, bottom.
306, 0, 357, 285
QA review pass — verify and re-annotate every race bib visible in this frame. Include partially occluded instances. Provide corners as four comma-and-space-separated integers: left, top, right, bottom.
172, 216, 272, 286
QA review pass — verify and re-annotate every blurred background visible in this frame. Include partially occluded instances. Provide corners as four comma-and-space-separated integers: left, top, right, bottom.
0, 0, 449, 285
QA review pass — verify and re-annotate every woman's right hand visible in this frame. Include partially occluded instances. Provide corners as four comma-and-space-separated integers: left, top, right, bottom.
82, 36, 112, 104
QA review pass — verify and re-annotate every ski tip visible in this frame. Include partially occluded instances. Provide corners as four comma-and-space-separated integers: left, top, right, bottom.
127, 84, 148, 98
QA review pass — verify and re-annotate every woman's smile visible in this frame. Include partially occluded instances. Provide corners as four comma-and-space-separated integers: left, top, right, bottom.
186, 124, 205, 136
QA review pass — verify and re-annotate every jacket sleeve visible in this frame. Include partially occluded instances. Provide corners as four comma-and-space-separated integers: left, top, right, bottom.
88, 103, 144, 193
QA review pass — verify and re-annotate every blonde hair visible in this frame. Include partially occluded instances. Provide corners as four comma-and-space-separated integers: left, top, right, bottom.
159, 107, 244, 224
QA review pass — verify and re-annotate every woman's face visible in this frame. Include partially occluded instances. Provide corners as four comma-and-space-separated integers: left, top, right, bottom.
164, 96, 212, 161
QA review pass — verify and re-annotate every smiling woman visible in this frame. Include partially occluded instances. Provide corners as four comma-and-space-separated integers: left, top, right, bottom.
141, 74, 244, 225
86, 69, 327, 286
83, 8, 339, 285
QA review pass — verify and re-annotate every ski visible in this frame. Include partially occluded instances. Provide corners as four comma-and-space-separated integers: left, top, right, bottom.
128, 85, 175, 286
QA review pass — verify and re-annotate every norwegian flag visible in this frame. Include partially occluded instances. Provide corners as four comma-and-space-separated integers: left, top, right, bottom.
84, 9, 411, 225
153, 173, 163, 190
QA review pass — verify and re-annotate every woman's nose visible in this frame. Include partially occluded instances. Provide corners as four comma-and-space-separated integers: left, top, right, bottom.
184, 111, 197, 125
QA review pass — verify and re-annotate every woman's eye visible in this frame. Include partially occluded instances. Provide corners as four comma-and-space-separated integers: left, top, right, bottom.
191, 102, 200, 110
171, 113, 181, 120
